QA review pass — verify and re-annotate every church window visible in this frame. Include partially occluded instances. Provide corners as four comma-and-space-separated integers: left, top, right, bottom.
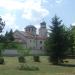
30, 40, 31, 42
40, 41, 42, 44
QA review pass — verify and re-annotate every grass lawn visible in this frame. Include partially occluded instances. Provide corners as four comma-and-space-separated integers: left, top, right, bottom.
0, 56, 75, 75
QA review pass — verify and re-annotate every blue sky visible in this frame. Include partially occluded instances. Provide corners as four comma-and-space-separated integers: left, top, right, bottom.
0, 0, 75, 32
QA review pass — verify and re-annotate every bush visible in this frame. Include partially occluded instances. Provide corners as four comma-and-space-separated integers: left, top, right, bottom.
0, 57, 4, 64
18, 56, 25, 63
18, 64, 39, 71
64, 60, 69, 63
33, 56, 40, 62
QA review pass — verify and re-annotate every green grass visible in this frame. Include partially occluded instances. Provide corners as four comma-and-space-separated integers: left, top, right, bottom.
0, 56, 75, 75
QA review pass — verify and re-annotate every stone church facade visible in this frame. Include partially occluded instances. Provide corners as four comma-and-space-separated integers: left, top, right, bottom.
13, 21, 47, 55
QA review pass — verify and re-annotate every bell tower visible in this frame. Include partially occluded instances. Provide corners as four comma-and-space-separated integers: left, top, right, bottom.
39, 21, 47, 37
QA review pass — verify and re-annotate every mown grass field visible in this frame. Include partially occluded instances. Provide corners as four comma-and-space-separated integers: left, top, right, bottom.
0, 56, 75, 75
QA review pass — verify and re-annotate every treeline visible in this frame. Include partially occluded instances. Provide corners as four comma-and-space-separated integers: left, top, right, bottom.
0, 29, 14, 43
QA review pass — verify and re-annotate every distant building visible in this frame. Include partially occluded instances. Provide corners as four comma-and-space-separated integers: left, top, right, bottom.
13, 21, 47, 54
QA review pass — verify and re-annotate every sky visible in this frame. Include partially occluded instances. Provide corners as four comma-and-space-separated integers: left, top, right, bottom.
0, 0, 75, 33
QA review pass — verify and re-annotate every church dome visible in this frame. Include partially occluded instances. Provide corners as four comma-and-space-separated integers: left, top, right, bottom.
40, 21, 46, 25
25, 25, 36, 36
40, 21, 46, 28
25, 25, 36, 29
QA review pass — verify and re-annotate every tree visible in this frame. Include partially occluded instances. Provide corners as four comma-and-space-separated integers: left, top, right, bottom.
0, 17, 5, 56
0, 16, 5, 33
0, 16, 5, 43
8, 29, 14, 42
45, 15, 69, 65
0, 16, 5, 64
5, 29, 14, 42
69, 26, 75, 56
3, 29, 15, 49
0, 35, 5, 43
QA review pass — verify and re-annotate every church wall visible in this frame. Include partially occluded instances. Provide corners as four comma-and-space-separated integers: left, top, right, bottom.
35, 39, 45, 50
39, 28, 47, 37
26, 38, 36, 49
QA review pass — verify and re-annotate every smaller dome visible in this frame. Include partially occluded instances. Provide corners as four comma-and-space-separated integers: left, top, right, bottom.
40, 21, 46, 25
40, 21, 46, 28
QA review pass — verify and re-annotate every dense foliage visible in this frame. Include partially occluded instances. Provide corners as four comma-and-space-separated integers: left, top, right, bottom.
0, 17, 5, 64
45, 15, 70, 64
69, 26, 75, 56
33, 56, 40, 62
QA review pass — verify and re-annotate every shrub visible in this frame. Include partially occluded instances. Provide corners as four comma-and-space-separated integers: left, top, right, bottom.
33, 56, 40, 62
64, 60, 69, 63
18, 64, 39, 71
18, 56, 25, 63
0, 57, 4, 64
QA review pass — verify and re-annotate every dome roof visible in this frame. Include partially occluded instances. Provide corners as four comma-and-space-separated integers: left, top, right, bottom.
40, 21, 46, 25
25, 25, 36, 29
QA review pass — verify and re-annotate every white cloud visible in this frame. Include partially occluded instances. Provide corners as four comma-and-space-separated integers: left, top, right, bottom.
34, 24, 40, 34
55, 0, 63, 4
0, 0, 49, 31
2, 13, 19, 31
22, 10, 33, 20
42, 0, 48, 3
22, 0, 49, 21
0, 0, 23, 11
0, 0, 49, 18
72, 23, 75, 26
0, 0, 49, 20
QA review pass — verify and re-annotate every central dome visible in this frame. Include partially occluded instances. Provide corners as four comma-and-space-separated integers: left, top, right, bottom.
25, 25, 36, 36
26, 25, 36, 29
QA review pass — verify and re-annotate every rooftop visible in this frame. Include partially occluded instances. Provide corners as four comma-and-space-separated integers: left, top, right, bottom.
25, 25, 36, 29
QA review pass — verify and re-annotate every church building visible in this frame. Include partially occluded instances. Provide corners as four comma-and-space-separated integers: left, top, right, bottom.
13, 21, 47, 54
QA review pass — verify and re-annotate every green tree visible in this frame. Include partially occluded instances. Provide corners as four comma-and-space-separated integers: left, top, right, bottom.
45, 15, 69, 65
5, 29, 14, 42
8, 29, 14, 42
0, 16, 5, 33
0, 35, 5, 43
69, 26, 75, 56
0, 16, 5, 64
0, 17, 5, 56
4, 31, 9, 43
4, 29, 15, 49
